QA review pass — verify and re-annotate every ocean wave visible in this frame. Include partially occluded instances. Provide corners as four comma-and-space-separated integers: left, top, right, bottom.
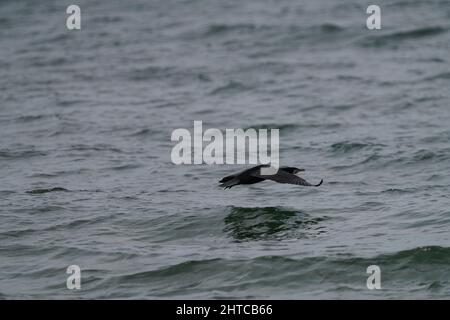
102, 246, 450, 298
194, 22, 344, 41
209, 81, 253, 95
103, 163, 142, 171
381, 188, 417, 194
223, 206, 329, 241
423, 72, 450, 81
203, 23, 263, 36
66, 143, 124, 154
393, 149, 450, 165
0, 190, 15, 195
243, 123, 300, 132
0, 148, 48, 159
27, 56, 68, 68
127, 128, 161, 137
330, 141, 385, 154
26, 187, 69, 194
316, 23, 344, 33
332, 147, 450, 171
358, 26, 447, 47
284, 23, 345, 38
13, 114, 49, 123
128, 66, 210, 84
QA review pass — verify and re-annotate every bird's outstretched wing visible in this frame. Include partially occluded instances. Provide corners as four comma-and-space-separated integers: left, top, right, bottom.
251, 168, 323, 187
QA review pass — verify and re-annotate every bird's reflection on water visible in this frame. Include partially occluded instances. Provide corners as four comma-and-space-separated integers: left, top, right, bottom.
223, 207, 328, 242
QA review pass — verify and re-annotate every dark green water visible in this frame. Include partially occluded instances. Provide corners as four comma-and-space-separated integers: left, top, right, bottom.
0, 0, 449, 299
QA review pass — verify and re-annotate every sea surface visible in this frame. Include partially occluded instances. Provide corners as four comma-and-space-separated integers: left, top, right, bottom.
1, 0, 450, 299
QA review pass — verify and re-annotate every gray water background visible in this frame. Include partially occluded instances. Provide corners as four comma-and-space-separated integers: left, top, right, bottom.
0, 0, 450, 299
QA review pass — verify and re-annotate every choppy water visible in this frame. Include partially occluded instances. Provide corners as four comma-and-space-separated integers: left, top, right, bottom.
1, 0, 450, 299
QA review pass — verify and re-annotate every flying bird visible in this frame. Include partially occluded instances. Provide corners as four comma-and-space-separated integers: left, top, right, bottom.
219, 164, 323, 189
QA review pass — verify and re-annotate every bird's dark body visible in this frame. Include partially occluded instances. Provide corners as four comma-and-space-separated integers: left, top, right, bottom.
219, 165, 322, 189
242, 176, 266, 185
219, 165, 266, 185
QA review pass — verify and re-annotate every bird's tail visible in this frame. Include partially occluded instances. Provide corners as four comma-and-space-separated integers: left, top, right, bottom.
315, 179, 323, 187
219, 178, 240, 189
219, 175, 235, 183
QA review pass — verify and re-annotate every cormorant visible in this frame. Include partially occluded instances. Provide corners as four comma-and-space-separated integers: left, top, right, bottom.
219, 164, 323, 189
